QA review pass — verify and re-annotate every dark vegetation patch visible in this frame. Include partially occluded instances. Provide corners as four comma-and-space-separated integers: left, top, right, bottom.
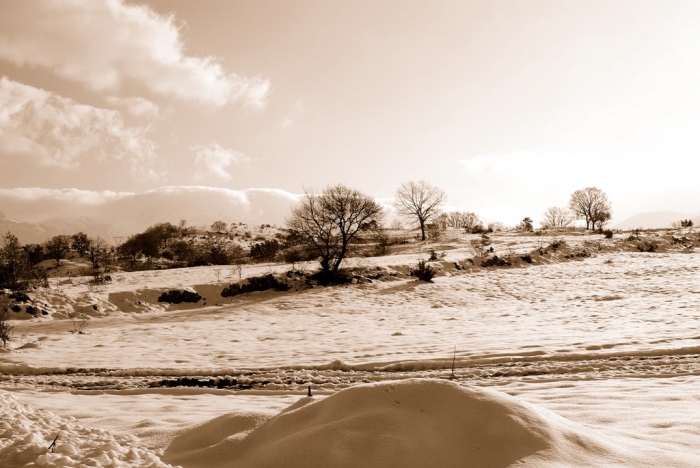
153, 376, 268, 390
157, 289, 202, 304
410, 260, 436, 282
221, 274, 289, 297
9, 292, 30, 303
481, 255, 511, 268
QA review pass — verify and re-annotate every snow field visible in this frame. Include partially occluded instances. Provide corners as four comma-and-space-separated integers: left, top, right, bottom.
0, 391, 172, 467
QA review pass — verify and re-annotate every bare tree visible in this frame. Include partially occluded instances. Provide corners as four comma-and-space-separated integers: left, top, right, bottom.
394, 181, 446, 241
287, 184, 383, 279
542, 207, 573, 228
87, 237, 108, 269
461, 212, 484, 233
569, 187, 612, 230
433, 211, 449, 230
446, 211, 463, 228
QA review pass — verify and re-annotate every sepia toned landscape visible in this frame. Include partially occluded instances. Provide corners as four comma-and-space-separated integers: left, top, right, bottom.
2, 1, 700, 467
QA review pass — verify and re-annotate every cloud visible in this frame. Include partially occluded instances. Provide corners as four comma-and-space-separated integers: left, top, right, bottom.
0, 187, 133, 204
106, 96, 159, 119
192, 143, 248, 180
0, 77, 156, 171
0, 185, 302, 231
0, 0, 269, 107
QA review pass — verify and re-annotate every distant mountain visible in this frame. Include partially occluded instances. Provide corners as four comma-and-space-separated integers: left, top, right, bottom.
0, 186, 301, 242
613, 211, 699, 230
0, 213, 116, 244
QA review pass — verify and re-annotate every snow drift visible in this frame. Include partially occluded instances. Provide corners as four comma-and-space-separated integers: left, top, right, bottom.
163, 379, 647, 468
0, 391, 171, 468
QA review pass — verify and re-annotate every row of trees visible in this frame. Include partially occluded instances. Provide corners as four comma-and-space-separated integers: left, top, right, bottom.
0, 232, 110, 289
540, 187, 612, 231
393, 182, 613, 238
284, 182, 615, 280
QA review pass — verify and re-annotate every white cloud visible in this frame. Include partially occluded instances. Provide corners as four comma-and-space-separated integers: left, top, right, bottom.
0, 187, 133, 204
106, 96, 159, 119
192, 143, 248, 180
0, 77, 156, 171
0, 0, 269, 107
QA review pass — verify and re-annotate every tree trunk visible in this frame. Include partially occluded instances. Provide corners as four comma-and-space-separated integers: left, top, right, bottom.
419, 220, 426, 241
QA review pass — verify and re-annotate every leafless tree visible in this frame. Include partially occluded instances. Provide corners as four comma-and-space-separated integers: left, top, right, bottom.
542, 207, 573, 228
394, 181, 446, 241
433, 212, 449, 230
44, 234, 71, 267
287, 184, 383, 279
569, 187, 612, 230
446, 211, 463, 228
461, 212, 483, 233
87, 237, 108, 269
487, 222, 506, 232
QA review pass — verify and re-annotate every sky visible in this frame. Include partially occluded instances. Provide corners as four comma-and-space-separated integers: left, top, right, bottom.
1, 0, 699, 226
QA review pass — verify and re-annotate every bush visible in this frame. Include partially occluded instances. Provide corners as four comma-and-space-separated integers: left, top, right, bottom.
428, 249, 445, 261
426, 223, 445, 241
481, 255, 511, 267
221, 274, 289, 297
157, 289, 202, 304
410, 260, 436, 282
603, 229, 613, 239
548, 237, 566, 250
520, 254, 532, 263
250, 239, 280, 262
635, 239, 658, 252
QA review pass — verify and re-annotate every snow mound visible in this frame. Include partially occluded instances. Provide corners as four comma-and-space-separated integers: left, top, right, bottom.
0, 391, 172, 468
164, 379, 638, 468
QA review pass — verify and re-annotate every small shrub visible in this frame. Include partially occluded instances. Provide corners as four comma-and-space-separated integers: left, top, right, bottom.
428, 249, 445, 261
520, 254, 532, 263
426, 223, 445, 242
548, 237, 566, 250
66, 310, 90, 334
221, 274, 289, 297
11, 305, 21, 313
517, 217, 534, 232
372, 230, 390, 256
410, 260, 436, 282
250, 239, 280, 262
603, 229, 613, 239
635, 239, 658, 252
481, 255, 511, 267
157, 289, 202, 304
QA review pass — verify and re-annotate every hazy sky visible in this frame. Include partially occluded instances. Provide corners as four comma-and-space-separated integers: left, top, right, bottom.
1, 0, 699, 225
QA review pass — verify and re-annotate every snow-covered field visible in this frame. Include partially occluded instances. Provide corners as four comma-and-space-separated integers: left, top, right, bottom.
2, 232, 699, 467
